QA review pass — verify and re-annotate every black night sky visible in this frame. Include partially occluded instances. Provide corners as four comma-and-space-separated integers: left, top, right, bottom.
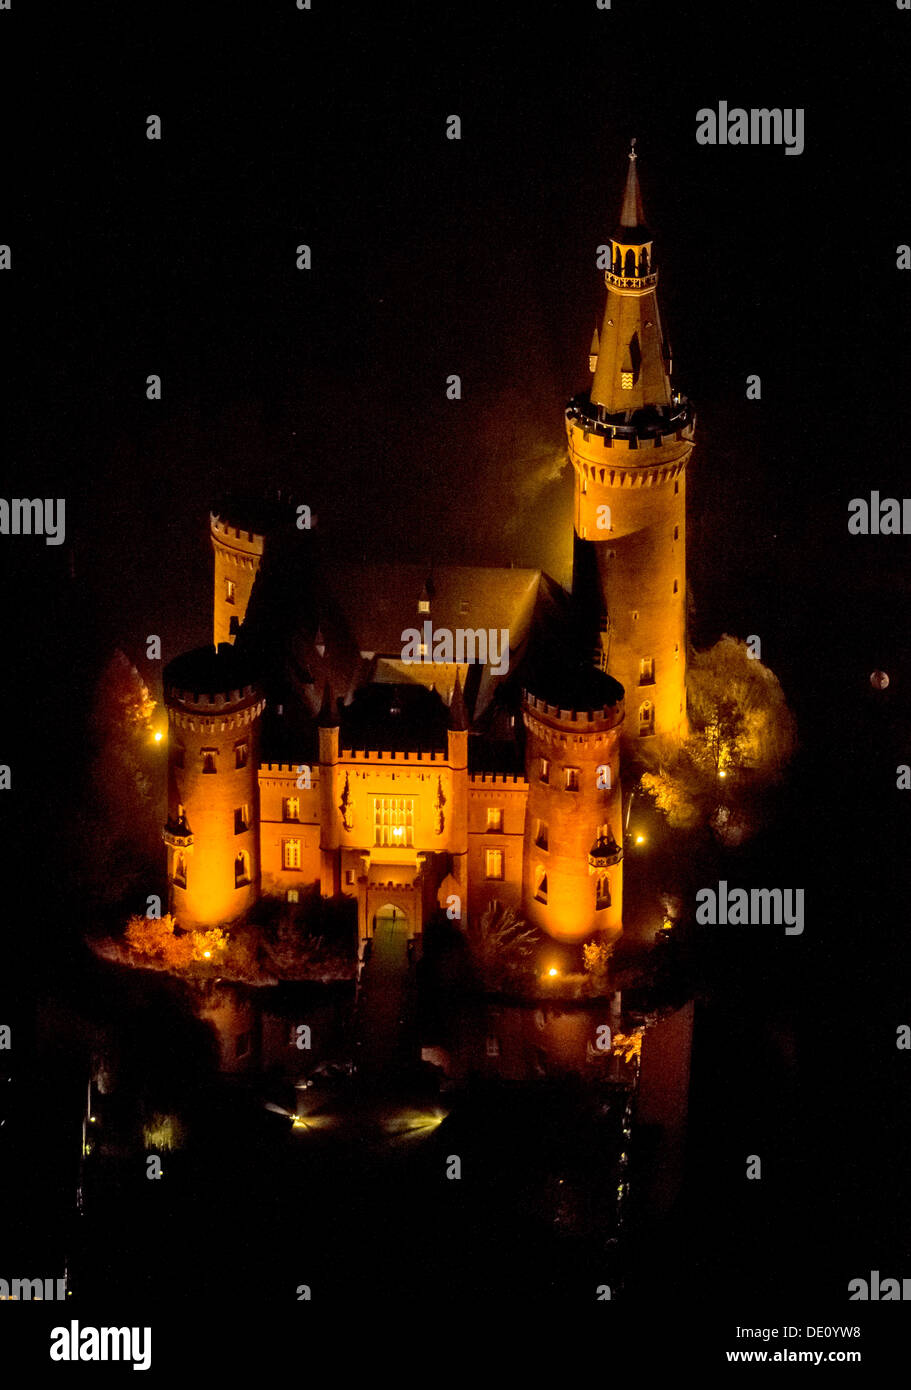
2, 0, 911, 1371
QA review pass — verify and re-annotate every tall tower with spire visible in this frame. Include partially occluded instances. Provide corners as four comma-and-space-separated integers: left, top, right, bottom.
566, 142, 696, 744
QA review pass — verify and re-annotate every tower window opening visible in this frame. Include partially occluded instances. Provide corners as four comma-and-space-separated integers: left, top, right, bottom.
286, 888, 299, 903
173, 852, 187, 889
564, 767, 580, 792
534, 867, 548, 904
202, 749, 217, 774
674, 525, 679, 540
674, 481, 679, 495
540, 758, 550, 785
486, 1035, 500, 1058
638, 701, 655, 737
235, 743, 248, 769
639, 656, 655, 685
486, 807, 503, 833
235, 850, 251, 887
234, 804, 250, 834
418, 599, 430, 614
486, 848, 504, 880
534, 819, 549, 851
673, 579, 678, 594
225, 579, 236, 604
674, 643, 680, 661
631, 610, 639, 622
373, 797, 414, 848
344, 869, 355, 887
284, 797, 300, 821
596, 875, 611, 910
282, 838, 301, 871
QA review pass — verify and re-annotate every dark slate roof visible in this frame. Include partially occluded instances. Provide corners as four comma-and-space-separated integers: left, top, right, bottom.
338, 683, 449, 753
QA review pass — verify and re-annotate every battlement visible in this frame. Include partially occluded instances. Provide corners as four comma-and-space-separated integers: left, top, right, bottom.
259, 762, 316, 776
164, 645, 263, 712
340, 747, 448, 764
210, 490, 300, 544
469, 774, 528, 787
523, 691, 623, 727
566, 393, 695, 453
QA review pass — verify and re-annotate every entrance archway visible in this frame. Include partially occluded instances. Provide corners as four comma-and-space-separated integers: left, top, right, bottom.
373, 903, 409, 939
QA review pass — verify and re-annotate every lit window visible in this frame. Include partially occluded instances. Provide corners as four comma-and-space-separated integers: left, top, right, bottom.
485, 848, 504, 880
202, 749, 217, 774
564, 768, 580, 792
226, 579, 236, 605
486, 807, 503, 832
373, 797, 414, 848
283, 839, 301, 871
235, 743, 248, 769
639, 656, 655, 685
284, 797, 300, 821
535, 819, 548, 850
486, 1036, 500, 1058
286, 888, 299, 903
418, 599, 430, 614
540, 758, 550, 784
596, 875, 611, 910
638, 701, 654, 737
344, 869, 355, 887
534, 867, 548, 904
620, 371, 634, 389
235, 850, 251, 887
459, 601, 469, 615
234, 804, 249, 834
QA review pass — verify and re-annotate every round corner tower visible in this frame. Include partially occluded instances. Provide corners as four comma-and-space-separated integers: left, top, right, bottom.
567, 142, 696, 746
163, 644, 265, 929
209, 492, 300, 649
521, 676, 624, 945
210, 511, 267, 649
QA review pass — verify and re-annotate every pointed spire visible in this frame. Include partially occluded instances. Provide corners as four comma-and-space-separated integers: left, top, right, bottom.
318, 679, 339, 727
616, 137, 648, 238
449, 671, 468, 731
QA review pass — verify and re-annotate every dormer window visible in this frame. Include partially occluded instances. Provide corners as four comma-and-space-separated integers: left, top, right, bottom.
418, 599, 430, 614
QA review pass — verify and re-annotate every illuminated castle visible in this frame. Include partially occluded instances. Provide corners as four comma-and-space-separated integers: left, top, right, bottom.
162, 147, 694, 951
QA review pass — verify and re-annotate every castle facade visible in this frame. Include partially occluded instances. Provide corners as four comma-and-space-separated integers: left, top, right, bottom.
162, 148, 695, 952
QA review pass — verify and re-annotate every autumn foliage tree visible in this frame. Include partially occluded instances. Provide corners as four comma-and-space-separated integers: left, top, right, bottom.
73, 651, 165, 917
641, 636, 797, 842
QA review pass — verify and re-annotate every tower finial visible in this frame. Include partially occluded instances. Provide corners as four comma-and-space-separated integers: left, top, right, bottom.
629, 136, 637, 160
